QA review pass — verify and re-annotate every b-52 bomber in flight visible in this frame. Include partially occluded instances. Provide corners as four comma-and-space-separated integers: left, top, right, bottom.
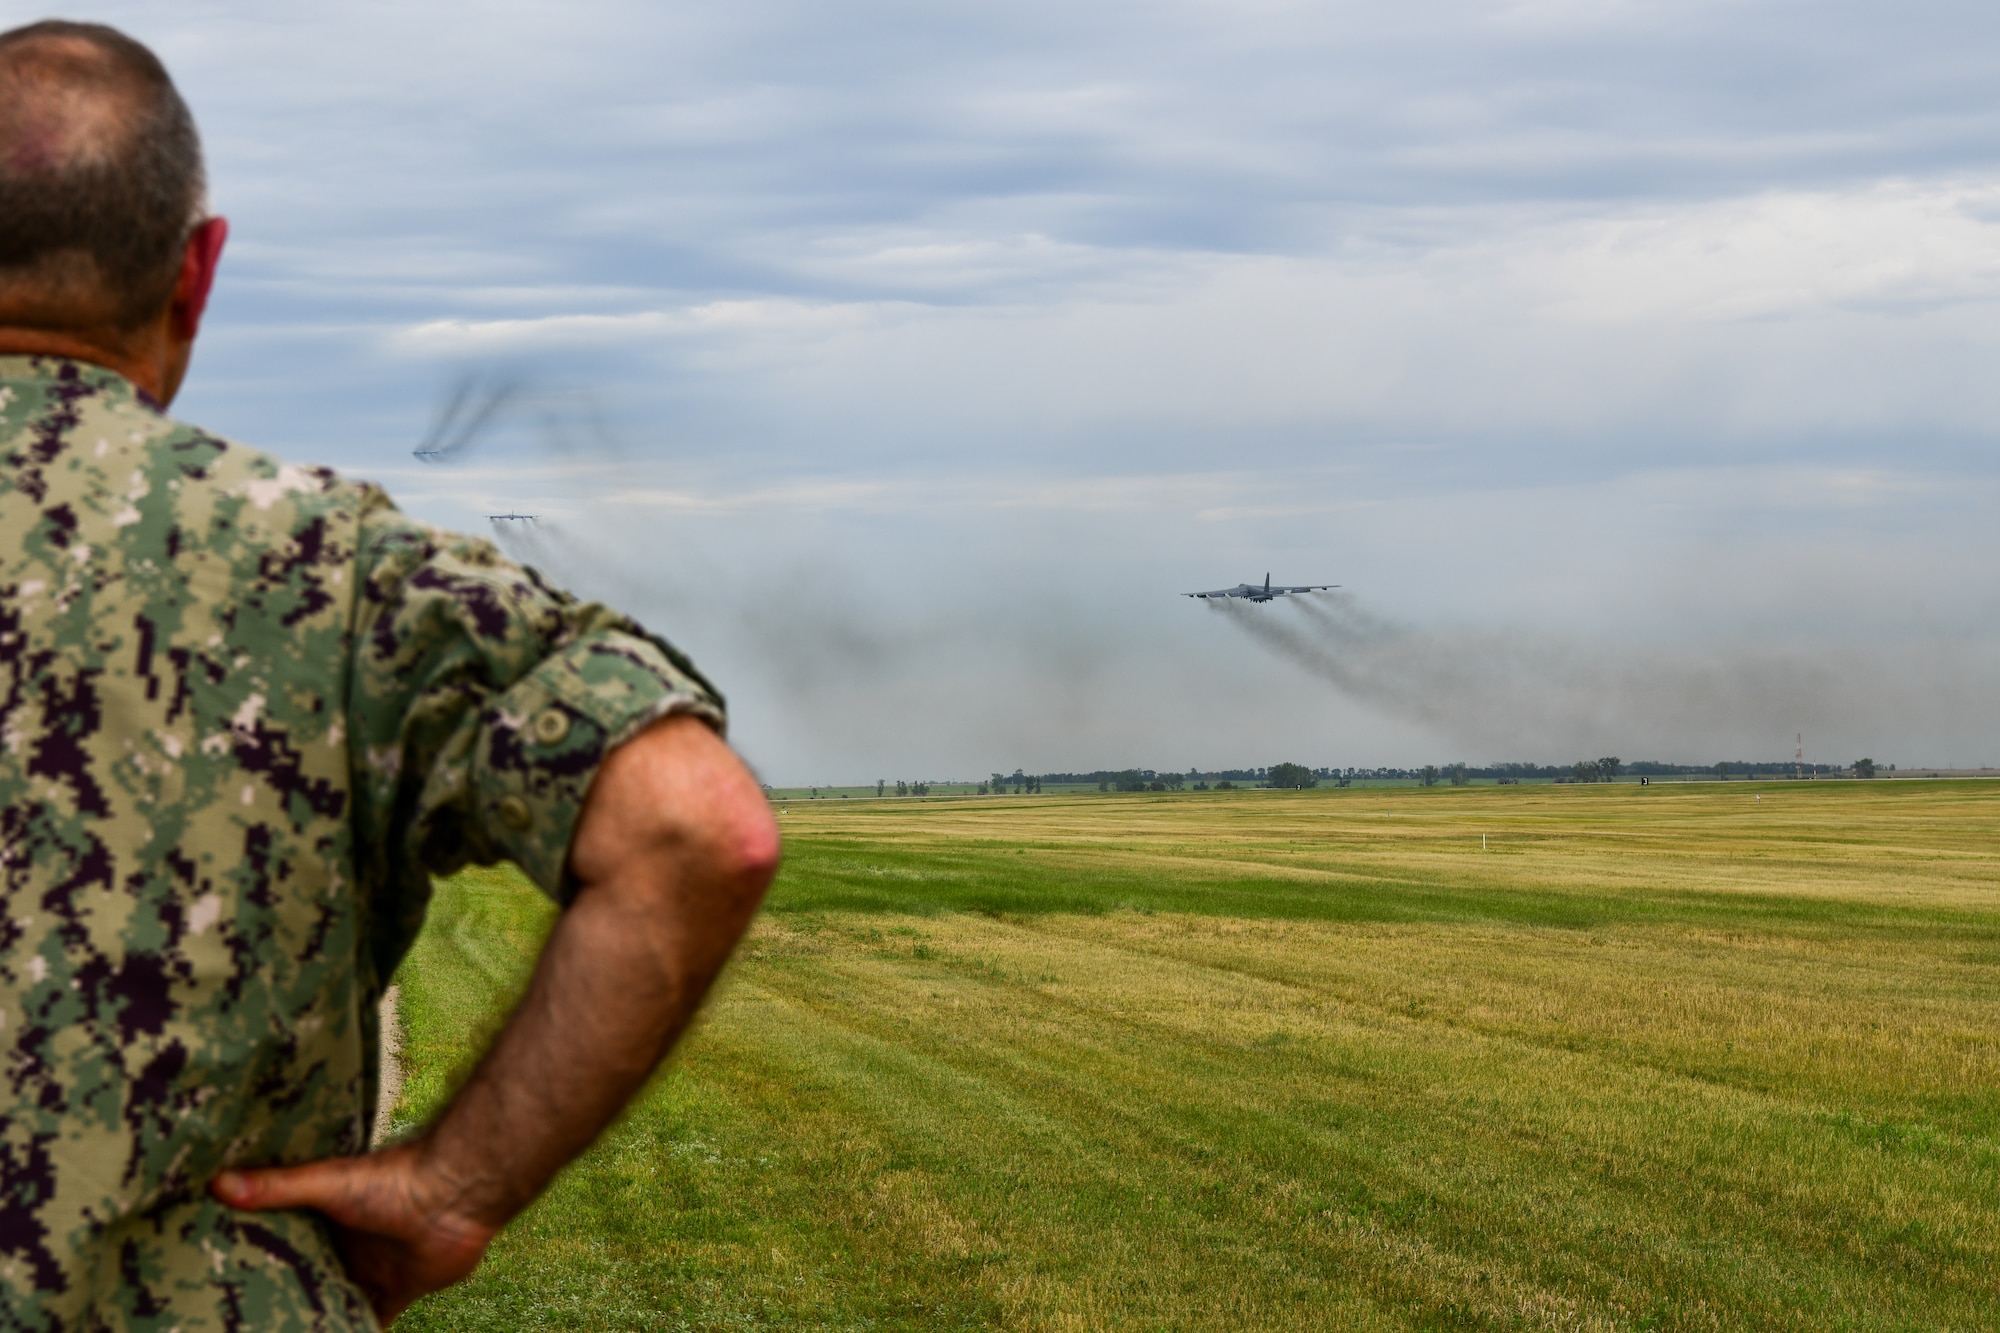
1184, 573, 1337, 602
488, 512, 539, 522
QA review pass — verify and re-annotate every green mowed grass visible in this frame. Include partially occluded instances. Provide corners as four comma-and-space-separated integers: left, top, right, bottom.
394, 782, 2000, 1331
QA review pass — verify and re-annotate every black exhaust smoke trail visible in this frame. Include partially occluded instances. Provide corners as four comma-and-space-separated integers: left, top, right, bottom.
1205, 592, 1529, 730
416, 372, 527, 462
1206, 596, 1373, 695
1206, 591, 1924, 757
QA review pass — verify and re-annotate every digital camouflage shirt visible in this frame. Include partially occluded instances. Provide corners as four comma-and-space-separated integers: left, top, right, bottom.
0, 356, 725, 1330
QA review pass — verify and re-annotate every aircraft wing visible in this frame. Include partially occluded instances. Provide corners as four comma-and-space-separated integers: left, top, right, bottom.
1183, 580, 1338, 598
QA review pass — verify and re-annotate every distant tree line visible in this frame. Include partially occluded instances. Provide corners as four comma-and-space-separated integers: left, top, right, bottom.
1092, 770, 1183, 792
828, 757, 1896, 799
995, 758, 1897, 791
1039, 768, 1267, 786
978, 769, 1043, 795
1564, 757, 1623, 784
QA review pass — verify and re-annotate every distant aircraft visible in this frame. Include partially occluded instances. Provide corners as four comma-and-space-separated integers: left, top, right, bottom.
488, 512, 539, 521
1184, 573, 1337, 602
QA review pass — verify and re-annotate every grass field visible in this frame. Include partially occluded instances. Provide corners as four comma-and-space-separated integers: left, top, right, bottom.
392, 781, 2000, 1331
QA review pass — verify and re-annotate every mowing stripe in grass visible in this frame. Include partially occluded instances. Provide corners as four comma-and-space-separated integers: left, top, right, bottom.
392, 784, 2000, 1331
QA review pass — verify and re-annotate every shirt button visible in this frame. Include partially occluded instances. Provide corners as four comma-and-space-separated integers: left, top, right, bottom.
533, 709, 570, 745
498, 795, 532, 831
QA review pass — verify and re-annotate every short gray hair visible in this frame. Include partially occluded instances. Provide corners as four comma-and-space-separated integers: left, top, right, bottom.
0, 21, 206, 331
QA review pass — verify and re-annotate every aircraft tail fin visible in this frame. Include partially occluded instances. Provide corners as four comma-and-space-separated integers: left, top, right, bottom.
1264, 572, 1271, 592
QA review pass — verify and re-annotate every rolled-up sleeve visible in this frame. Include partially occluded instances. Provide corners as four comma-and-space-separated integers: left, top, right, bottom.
466, 629, 723, 891
345, 491, 724, 933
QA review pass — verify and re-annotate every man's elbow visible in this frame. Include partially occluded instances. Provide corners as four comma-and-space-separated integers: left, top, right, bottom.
687, 751, 782, 914
714, 795, 782, 897
566, 713, 782, 907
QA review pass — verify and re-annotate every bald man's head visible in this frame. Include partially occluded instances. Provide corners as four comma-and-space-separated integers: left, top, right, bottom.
0, 21, 205, 333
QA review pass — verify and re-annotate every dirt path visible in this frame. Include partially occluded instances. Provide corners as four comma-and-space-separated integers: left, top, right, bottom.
373, 984, 403, 1145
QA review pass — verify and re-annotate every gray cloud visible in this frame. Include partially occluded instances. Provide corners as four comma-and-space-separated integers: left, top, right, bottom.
58, 0, 2000, 776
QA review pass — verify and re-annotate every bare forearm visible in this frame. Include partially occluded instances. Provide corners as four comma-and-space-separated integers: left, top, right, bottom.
210, 717, 779, 1324
419, 719, 775, 1229
416, 862, 746, 1228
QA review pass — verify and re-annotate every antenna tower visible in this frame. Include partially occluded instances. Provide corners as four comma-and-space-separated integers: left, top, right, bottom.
1795, 733, 1803, 781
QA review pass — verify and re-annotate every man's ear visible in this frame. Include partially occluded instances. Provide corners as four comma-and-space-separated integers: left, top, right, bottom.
170, 217, 229, 342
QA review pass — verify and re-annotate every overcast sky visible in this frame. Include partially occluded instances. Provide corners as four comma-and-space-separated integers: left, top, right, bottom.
78, 0, 2000, 779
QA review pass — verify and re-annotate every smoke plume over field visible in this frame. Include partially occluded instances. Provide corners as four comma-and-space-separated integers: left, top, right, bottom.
1210, 593, 1996, 766
409, 376, 2000, 781
374, 369, 2000, 781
